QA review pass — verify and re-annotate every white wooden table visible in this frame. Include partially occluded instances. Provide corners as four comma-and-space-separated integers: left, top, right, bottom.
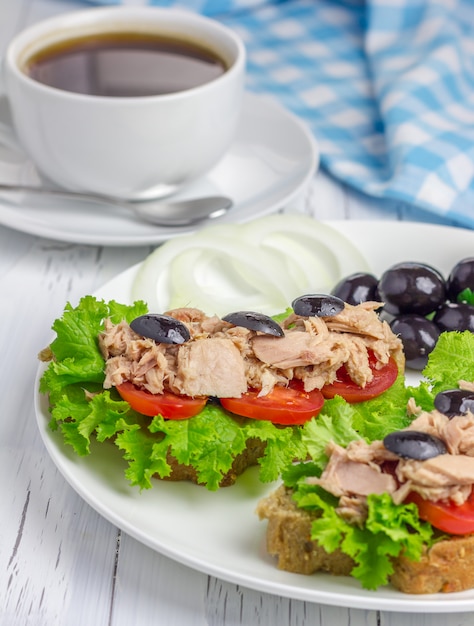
1, 1, 472, 624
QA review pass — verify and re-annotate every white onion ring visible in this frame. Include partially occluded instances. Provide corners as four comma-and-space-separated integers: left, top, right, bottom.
131, 214, 370, 316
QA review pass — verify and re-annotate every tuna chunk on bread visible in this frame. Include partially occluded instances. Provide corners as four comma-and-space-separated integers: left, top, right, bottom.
257, 399, 474, 593
257, 483, 474, 594
39, 294, 405, 492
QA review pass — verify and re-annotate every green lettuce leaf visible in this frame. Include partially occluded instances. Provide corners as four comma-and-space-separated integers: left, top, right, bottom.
244, 418, 308, 483
272, 307, 293, 325
293, 484, 433, 590
115, 420, 173, 489
300, 397, 360, 471
422, 330, 474, 394
39, 296, 147, 394
48, 383, 136, 455
349, 373, 413, 441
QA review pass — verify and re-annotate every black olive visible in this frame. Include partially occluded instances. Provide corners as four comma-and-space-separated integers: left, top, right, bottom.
130, 313, 190, 344
389, 314, 440, 370
433, 302, 474, 332
292, 294, 345, 318
331, 272, 381, 305
446, 257, 474, 302
434, 389, 474, 418
222, 311, 284, 337
377, 262, 446, 316
383, 430, 447, 460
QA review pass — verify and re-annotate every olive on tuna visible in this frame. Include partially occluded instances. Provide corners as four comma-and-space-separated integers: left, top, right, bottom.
222, 311, 284, 337
383, 430, 447, 461
130, 313, 190, 344
292, 294, 345, 318
331, 272, 380, 305
434, 389, 474, 418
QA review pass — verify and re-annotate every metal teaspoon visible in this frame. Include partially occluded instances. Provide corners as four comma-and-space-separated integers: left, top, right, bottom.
0, 183, 233, 227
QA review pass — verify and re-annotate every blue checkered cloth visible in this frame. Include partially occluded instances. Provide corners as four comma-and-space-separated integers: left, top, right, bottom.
85, 0, 474, 228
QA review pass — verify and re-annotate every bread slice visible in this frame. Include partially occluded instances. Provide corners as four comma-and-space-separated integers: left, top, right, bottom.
257, 485, 474, 594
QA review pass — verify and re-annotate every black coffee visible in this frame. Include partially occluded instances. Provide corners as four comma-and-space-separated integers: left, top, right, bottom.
24, 31, 227, 97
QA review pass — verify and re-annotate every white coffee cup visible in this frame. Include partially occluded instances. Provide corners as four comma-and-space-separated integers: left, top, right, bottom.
3, 7, 245, 200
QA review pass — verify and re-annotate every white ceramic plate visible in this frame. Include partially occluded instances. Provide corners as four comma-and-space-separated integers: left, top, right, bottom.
0, 93, 317, 246
35, 221, 474, 612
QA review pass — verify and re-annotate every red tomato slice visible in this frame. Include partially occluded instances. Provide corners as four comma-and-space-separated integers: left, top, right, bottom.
405, 490, 474, 535
116, 381, 207, 419
321, 354, 398, 403
219, 381, 324, 425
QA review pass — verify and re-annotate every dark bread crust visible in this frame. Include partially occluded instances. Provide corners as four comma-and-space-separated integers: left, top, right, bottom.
257, 485, 474, 594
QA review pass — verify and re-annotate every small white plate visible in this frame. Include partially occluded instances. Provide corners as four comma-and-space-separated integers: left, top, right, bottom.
0, 93, 318, 246
35, 220, 474, 612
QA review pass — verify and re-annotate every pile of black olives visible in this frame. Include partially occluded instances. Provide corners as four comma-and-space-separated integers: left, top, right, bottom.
331, 258, 474, 370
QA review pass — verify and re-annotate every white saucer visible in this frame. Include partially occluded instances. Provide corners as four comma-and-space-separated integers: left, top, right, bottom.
0, 93, 318, 246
